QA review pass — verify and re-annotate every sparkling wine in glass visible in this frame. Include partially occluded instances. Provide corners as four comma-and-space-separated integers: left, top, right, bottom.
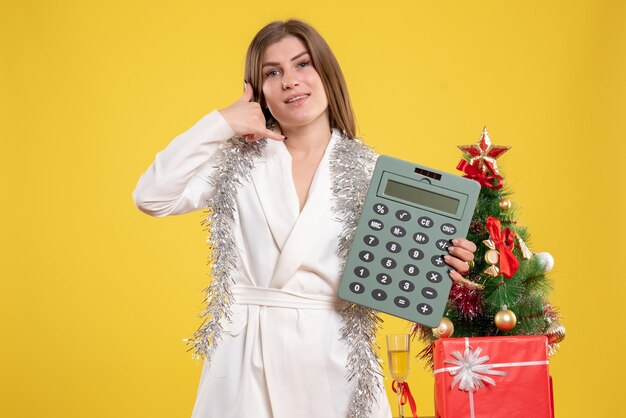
386, 334, 410, 418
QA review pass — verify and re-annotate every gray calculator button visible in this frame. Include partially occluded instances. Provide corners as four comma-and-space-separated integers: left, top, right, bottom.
349, 282, 365, 294
391, 226, 406, 237
418, 216, 434, 228
394, 296, 410, 308
422, 287, 438, 299
416, 303, 433, 315
354, 266, 370, 278
359, 251, 374, 262
368, 219, 384, 231
399, 280, 415, 292
426, 271, 443, 283
395, 210, 411, 221
376, 273, 392, 285
408, 248, 424, 260
441, 223, 457, 235
364, 235, 380, 247
413, 232, 429, 244
373, 203, 389, 215
372, 289, 387, 301
386, 241, 402, 253
403, 264, 419, 276
436, 239, 452, 250
381, 257, 397, 269
431, 255, 446, 267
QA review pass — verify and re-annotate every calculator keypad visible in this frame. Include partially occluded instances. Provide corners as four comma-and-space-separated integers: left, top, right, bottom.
349, 200, 461, 324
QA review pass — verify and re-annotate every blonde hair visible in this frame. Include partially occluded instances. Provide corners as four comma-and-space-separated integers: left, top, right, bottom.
244, 19, 357, 138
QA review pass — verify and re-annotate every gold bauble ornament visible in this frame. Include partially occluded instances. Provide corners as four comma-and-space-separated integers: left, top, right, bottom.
484, 249, 500, 265
495, 307, 517, 331
432, 317, 455, 338
545, 320, 566, 344
499, 199, 512, 210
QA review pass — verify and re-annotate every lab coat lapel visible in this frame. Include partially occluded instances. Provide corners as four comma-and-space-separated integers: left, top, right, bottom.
250, 141, 300, 251
269, 135, 337, 289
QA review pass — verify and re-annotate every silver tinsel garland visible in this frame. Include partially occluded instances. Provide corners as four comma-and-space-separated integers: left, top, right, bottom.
189, 133, 383, 417
187, 136, 266, 362
330, 137, 384, 418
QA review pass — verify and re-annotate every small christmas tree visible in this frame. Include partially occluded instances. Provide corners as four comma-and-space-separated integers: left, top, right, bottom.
414, 128, 565, 366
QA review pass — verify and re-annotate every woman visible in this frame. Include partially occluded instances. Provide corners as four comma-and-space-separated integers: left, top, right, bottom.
133, 19, 476, 418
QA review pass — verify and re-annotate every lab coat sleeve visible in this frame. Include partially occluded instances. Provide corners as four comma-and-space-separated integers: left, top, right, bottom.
132, 110, 236, 217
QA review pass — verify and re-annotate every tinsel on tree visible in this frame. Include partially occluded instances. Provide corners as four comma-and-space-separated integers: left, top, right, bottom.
413, 128, 565, 367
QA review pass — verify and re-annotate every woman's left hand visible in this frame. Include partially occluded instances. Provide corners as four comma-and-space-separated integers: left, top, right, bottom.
444, 238, 477, 284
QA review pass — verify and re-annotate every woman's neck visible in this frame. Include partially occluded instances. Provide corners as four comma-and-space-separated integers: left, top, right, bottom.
280, 115, 332, 156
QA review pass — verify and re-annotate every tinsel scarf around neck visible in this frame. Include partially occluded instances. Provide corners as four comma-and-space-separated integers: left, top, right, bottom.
187, 132, 383, 418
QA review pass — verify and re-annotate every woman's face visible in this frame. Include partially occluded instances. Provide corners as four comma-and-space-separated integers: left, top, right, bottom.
261, 36, 329, 131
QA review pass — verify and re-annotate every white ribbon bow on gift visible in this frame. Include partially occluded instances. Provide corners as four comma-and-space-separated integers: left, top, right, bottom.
444, 346, 508, 392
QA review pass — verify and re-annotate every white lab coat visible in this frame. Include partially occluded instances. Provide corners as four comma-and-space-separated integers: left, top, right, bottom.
133, 110, 392, 418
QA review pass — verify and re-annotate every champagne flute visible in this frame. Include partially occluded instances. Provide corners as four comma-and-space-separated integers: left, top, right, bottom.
386, 334, 410, 418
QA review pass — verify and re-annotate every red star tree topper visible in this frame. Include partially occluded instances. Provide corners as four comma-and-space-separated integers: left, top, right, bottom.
458, 128, 511, 176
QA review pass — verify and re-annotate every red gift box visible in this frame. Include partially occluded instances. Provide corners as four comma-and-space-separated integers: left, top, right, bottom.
433, 336, 554, 418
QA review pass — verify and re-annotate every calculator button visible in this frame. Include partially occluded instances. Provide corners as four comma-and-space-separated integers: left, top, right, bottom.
416, 303, 433, 315
441, 223, 457, 235
413, 232, 429, 244
418, 216, 434, 228
359, 251, 374, 262
381, 258, 397, 269
408, 248, 424, 260
399, 280, 415, 292
368, 219, 384, 231
376, 273, 393, 285
354, 266, 370, 278
426, 271, 443, 283
403, 264, 419, 276
391, 226, 406, 238
395, 210, 412, 222
422, 287, 438, 299
349, 282, 365, 294
363, 235, 380, 247
373, 203, 389, 215
394, 296, 410, 308
372, 289, 388, 301
386, 241, 402, 253
431, 255, 446, 267
436, 239, 452, 251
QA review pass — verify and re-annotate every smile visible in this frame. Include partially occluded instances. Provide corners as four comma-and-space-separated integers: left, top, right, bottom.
285, 94, 310, 104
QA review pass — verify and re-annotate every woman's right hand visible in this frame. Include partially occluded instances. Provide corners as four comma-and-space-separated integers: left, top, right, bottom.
219, 82, 285, 142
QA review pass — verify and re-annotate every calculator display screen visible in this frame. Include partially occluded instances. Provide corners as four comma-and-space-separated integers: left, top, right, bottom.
384, 180, 460, 214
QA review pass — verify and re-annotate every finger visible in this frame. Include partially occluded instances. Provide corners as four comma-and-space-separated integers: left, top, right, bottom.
245, 129, 285, 142
451, 238, 477, 253
447, 245, 474, 263
239, 81, 254, 103
262, 128, 286, 141
448, 269, 465, 284
444, 255, 470, 275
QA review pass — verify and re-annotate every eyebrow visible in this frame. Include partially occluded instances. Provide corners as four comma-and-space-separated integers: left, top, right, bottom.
262, 51, 310, 68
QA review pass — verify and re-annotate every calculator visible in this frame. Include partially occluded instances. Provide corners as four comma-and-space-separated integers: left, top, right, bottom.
337, 156, 480, 327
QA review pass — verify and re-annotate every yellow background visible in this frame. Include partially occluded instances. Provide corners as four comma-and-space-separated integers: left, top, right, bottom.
2, 0, 624, 417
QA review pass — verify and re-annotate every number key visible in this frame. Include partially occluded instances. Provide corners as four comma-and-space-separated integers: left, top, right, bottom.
359, 251, 374, 262
349, 282, 365, 294
386, 242, 402, 253
364, 235, 379, 247
381, 257, 397, 269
